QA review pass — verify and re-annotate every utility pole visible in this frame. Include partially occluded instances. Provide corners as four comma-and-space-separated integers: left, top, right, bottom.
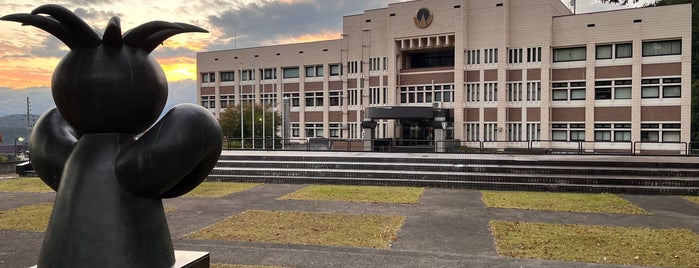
26, 96, 31, 141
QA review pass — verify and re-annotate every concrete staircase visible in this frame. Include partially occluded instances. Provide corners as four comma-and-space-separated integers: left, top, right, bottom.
206, 151, 699, 195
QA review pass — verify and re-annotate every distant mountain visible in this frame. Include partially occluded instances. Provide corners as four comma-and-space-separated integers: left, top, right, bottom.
0, 114, 38, 145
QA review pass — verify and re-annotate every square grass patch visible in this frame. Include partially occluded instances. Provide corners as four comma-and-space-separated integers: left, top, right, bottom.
481, 191, 648, 215
0, 177, 53, 193
186, 210, 405, 249
279, 185, 424, 204
184, 182, 260, 198
0, 203, 52, 232
490, 220, 699, 267
684, 196, 699, 205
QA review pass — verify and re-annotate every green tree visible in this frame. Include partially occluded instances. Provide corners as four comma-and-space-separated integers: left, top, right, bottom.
219, 104, 281, 148
602, 0, 698, 141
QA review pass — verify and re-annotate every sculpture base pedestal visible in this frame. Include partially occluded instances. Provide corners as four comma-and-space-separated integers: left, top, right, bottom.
29, 250, 210, 268
173, 250, 210, 268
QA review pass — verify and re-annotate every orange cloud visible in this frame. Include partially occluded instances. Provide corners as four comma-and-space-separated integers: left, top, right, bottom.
0, 57, 59, 90
262, 30, 342, 46
157, 56, 197, 82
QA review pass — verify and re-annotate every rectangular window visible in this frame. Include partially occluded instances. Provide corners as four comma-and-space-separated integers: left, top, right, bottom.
329, 123, 341, 138
330, 64, 341, 76
220, 71, 235, 82
570, 130, 585, 141
642, 40, 681, 56
291, 123, 300, 137
570, 89, 586, 100
305, 123, 324, 138
262, 68, 276, 80
596, 45, 612, 59
282, 67, 299, 79
594, 131, 611, 141
641, 86, 659, 98
305, 66, 315, 77
641, 131, 659, 142
615, 131, 631, 141
615, 87, 632, 99
663, 131, 680, 142
329, 91, 342, 106
283, 93, 300, 107
527, 82, 541, 101
663, 85, 681, 98
552, 89, 567, 101
615, 43, 632, 58
553, 46, 586, 62
552, 130, 567, 141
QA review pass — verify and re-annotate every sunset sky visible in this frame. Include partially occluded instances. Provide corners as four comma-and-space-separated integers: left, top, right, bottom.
0, 0, 653, 116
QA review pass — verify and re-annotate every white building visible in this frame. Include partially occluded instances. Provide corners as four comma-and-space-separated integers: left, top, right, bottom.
197, 0, 692, 153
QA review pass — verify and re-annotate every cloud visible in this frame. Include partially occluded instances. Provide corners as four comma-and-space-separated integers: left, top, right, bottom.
206, 0, 392, 49
0, 86, 54, 117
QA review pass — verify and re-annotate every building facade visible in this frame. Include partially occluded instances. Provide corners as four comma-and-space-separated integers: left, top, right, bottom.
197, 0, 692, 153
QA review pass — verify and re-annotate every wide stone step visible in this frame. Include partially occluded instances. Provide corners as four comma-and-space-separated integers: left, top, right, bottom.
217, 155, 699, 169
206, 174, 699, 195
213, 160, 699, 177
211, 152, 699, 195
209, 167, 699, 187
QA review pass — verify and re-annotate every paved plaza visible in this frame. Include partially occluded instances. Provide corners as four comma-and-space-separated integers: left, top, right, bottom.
1, 176, 698, 268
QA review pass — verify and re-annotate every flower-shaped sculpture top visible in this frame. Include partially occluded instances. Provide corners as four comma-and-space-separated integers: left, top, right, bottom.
2, 5, 222, 268
2, 4, 207, 133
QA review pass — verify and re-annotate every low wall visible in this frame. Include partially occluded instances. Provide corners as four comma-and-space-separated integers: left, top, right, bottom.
0, 161, 21, 174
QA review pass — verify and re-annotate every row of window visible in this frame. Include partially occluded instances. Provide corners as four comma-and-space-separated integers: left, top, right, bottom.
291, 123, 343, 138
464, 123, 681, 142
554, 77, 681, 101
369, 57, 388, 72
203, 65, 343, 82
369, 87, 388, 105
205, 77, 680, 108
466, 48, 499, 65
399, 84, 454, 104
553, 39, 681, 62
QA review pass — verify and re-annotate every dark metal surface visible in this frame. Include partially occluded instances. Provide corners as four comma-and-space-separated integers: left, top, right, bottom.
2, 4, 219, 267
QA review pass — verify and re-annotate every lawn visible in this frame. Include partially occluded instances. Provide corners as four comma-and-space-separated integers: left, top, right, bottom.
0, 203, 52, 232
186, 210, 405, 249
0, 177, 53, 193
279, 185, 424, 204
490, 220, 699, 267
481, 191, 648, 214
184, 182, 261, 198
684, 196, 699, 205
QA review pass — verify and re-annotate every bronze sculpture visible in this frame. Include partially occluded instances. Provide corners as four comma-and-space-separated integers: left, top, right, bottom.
2, 4, 222, 267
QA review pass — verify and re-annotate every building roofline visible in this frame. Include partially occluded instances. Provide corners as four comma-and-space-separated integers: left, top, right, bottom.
197, 38, 342, 55
553, 3, 691, 18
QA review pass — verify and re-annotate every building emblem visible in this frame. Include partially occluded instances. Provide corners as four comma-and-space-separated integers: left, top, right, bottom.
414, 7, 433, 28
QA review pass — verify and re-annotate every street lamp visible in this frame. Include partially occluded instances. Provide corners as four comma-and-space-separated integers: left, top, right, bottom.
14, 137, 25, 158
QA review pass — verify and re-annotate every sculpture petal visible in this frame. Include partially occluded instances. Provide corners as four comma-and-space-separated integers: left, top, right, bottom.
29, 109, 81, 191
115, 104, 222, 198
31, 4, 101, 48
0, 14, 77, 50
122, 21, 182, 49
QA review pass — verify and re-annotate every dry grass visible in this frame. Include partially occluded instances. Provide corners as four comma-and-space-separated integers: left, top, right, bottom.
279, 185, 424, 204
684, 196, 699, 205
481, 191, 648, 215
0, 203, 52, 232
212, 264, 281, 268
0, 177, 52, 193
185, 182, 261, 198
490, 220, 699, 267
186, 210, 405, 249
